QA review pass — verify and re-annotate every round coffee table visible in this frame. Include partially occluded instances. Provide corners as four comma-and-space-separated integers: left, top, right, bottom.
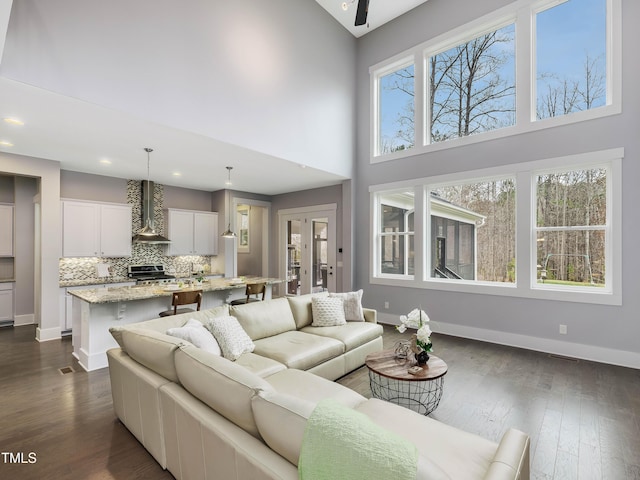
365, 349, 448, 416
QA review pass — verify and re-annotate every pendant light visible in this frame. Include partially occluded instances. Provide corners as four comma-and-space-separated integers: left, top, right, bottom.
221, 166, 237, 238
132, 148, 171, 244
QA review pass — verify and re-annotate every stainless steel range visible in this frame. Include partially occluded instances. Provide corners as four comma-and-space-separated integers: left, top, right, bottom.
127, 265, 176, 285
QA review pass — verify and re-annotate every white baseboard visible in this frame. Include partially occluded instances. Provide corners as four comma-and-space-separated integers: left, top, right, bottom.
378, 313, 640, 370
36, 326, 62, 342
14, 314, 35, 326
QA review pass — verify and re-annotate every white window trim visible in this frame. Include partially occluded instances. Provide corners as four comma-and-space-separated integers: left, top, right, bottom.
372, 189, 416, 280
371, 56, 415, 158
369, 0, 622, 164
369, 148, 623, 306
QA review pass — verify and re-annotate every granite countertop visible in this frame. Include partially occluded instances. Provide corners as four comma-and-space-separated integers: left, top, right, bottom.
60, 276, 133, 288
67, 277, 284, 304
60, 274, 225, 288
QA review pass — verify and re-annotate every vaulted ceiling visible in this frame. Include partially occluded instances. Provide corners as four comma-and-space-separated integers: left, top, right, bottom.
0, 0, 428, 195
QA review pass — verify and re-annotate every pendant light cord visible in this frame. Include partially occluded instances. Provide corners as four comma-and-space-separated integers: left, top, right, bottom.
222, 166, 236, 237
145, 148, 153, 227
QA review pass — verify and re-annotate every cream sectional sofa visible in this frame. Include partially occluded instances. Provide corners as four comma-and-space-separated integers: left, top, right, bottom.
107, 294, 530, 480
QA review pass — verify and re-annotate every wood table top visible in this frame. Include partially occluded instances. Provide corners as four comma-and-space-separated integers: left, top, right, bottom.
365, 349, 448, 381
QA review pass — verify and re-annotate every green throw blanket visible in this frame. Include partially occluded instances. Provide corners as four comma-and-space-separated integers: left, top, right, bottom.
298, 399, 418, 480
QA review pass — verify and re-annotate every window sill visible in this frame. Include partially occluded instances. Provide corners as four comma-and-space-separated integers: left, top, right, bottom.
371, 104, 621, 165
370, 275, 621, 306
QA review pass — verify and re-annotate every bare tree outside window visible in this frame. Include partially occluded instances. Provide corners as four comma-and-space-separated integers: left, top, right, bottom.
378, 65, 415, 154
431, 179, 516, 283
537, 53, 606, 119
429, 25, 516, 143
536, 168, 607, 287
536, 0, 606, 119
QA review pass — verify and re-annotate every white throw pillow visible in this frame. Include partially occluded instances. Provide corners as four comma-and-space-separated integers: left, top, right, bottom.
311, 296, 346, 327
329, 290, 365, 322
204, 315, 255, 361
166, 318, 222, 355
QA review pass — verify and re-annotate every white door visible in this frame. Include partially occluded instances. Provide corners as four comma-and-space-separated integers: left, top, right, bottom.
279, 205, 336, 296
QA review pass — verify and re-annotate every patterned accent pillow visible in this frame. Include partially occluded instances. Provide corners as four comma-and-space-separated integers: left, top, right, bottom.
329, 290, 364, 322
166, 318, 222, 355
311, 296, 346, 327
204, 315, 255, 361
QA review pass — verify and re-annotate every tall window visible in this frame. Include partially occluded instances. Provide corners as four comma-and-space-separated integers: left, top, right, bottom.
429, 24, 515, 143
371, 150, 621, 304
535, 167, 607, 288
370, 0, 618, 161
376, 191, 414, 277
536, 0, 607, 120
430, 178, 516, 283
377, 62, 415, 155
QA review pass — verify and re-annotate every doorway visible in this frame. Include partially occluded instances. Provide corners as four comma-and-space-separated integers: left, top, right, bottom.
231, 198, 270, 278
279, 205, 336, 296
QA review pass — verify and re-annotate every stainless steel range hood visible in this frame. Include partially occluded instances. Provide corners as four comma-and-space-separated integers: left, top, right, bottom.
132, 180, 171, 244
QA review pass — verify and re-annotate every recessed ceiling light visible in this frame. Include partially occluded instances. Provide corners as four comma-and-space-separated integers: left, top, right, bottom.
0, 140, 14, 147
3, 117, 24, 126
172, 172, 182, 177
99, 159, 112, 165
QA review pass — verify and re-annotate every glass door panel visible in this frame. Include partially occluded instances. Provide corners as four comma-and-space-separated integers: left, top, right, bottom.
286, 219, 301, 295
312, 219, 328, 293
280, 207, 336, 296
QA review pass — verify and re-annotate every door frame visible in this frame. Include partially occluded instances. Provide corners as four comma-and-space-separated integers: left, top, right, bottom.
278, 203, 337, 296
231, 197, 271, 278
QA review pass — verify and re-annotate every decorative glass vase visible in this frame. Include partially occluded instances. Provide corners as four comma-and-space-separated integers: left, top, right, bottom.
416, 350, 430, 366
394, 340, 411, 359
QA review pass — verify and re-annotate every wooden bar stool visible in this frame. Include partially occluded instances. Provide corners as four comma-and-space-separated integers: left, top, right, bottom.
159, 290, 203, 317
230, 282, 266, 305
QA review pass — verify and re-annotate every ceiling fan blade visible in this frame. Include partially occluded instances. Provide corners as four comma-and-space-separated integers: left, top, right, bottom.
355, 0, 369, 26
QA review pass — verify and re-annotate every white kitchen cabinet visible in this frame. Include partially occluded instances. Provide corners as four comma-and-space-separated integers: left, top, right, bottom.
165, 209, 217, 256
0, 283, 14, 323
62, 200, 132, 257
0, 205, 14, 256
193, 212, 218, 255
165, 209, 194, 255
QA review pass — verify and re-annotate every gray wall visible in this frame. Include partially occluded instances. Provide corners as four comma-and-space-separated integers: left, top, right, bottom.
0, 152, 61, 340
237, 205, 264, 276
164, 185, 214, 212
0, 175, 13, 202
14, 176, 37, 316
354, 0, 640, 363
61, 170, 216, 211
60, 171, 128, 203
0, 175, 37, 317
270, 183, 344, 292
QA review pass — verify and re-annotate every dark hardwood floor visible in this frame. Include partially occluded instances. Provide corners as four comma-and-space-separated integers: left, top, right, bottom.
339, 326, 640, 480
0, 325, 173, 480
1, 323, 638, 479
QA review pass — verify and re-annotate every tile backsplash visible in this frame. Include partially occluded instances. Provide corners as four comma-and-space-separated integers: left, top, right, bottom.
59, 180, 218, 283
59, 253, 215, 282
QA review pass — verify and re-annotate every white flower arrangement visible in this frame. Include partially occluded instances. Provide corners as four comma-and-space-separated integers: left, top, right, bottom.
396, 308, 433, 353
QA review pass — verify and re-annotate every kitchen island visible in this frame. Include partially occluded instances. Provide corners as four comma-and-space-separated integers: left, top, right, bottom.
69, 277, 283, 371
